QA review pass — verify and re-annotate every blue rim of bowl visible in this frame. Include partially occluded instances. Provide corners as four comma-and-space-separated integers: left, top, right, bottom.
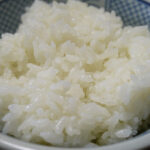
137, 0, 150, 6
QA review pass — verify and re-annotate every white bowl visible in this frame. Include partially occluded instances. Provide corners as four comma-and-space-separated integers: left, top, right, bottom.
0, 133, 150, 150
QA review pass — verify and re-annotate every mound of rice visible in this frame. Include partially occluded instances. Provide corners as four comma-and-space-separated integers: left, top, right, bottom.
0, 0, 150, 147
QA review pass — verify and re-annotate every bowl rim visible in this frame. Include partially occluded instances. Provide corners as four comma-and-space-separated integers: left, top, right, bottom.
138, 0, 150, 6
0, 133, 150, 150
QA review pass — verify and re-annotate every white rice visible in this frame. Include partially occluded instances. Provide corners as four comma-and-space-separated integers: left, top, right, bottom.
0, 0, 150, 147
